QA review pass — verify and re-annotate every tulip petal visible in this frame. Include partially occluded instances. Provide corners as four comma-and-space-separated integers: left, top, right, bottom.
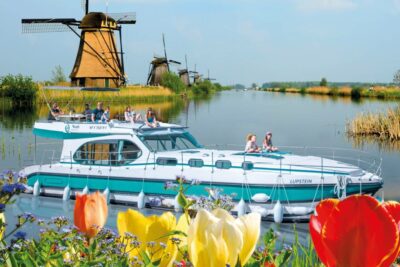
74, 193, 88, 234
309, 215, 336, 267
381, 201, 400, 267
212, 208, 235, 222
84, 192, 108, 237
322, 195, 399, 267
309, 199, 339, 267
147, 212, 176, 260
117, 209, 150, 257
236, 212, 261, 265
188, 209, 218, 266
217, 219, 243, 266
208, 232, 229, 267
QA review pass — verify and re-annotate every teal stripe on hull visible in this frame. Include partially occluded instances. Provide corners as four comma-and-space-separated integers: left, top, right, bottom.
33, 128, 110, 139
27, 174, 382, 203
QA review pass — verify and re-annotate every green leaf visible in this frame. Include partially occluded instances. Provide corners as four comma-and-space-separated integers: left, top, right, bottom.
177, 192, 188, 208
140, 251, 151, 265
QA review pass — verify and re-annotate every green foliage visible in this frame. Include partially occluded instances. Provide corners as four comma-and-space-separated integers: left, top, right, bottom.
0, 74, 38, 107
320, 77, 328, 87
351, 86, 362, 99
191, 80, 213, 95
328, 86, 339, 96
279, 87, 287, 93
299, 87, 307, 94
393, 69, 400, 85
160, 72, 186, 94
290, 228, 323, 267
51, 65, 67, 84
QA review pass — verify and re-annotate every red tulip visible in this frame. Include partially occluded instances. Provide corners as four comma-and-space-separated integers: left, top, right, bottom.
310, 195, 400, 267
74, 191, 108, 237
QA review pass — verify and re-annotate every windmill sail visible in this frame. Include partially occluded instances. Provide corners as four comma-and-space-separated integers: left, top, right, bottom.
21, 18, 80, 33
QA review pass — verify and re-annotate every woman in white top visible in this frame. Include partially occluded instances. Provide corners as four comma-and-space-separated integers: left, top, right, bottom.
245, 134, 261, 153
124, 106, 143, 123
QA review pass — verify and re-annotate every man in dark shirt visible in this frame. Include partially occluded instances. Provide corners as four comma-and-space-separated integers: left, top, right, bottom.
91, 102, 104, 122
48, 102, 62, 121
82, 103, 92, 121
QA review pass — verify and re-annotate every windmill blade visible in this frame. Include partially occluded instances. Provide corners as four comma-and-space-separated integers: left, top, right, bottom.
108, 12, 136, 24
168, 59, 181, 65
81, 0, 89, 14
21, 18, 80, 33
185, 54, 188, 70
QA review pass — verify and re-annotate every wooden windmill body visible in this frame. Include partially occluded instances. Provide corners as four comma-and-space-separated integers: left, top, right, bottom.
70, 13, 123, 88
147, 34, 180, 86
22, 1, 135, 88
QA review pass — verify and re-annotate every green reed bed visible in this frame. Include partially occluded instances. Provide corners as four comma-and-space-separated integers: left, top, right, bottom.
347, 106, 400, 141
264, 86, 400, 100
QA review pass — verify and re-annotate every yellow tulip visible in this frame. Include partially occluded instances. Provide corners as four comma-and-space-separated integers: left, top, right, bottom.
187, 208, 261, 267
117, 209, 188, 267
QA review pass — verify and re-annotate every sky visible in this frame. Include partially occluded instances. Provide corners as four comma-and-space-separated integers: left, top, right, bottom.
0, 0, 399, 85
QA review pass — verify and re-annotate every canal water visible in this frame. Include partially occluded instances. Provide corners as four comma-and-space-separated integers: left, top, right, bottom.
0, 90, 399, 241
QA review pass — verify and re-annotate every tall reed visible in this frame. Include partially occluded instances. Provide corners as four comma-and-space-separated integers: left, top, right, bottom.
347, 106, 400, 140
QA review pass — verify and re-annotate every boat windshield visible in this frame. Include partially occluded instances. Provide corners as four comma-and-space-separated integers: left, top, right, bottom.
139, 132, 202, 152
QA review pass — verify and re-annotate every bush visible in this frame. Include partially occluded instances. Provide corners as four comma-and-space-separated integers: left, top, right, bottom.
351, 86, 362, 100
279, 87, 286, 93
0, 74, 38, 107
299, 87, 307, 94
320, 77, 328, 87
159, 72, 186, 94
192, 80, 213, 95
329, 87, 339, 96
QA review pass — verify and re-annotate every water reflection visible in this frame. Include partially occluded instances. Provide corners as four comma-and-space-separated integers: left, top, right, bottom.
349, 135, 400, 152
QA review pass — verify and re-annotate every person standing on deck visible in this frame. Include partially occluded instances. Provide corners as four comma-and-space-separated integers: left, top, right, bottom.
91, 102, 104, 122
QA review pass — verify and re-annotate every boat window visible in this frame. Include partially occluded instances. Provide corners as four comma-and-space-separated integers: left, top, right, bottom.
73, 140, 141, 166
156, 157, 178, 166
242, 161, 254, 170
215, 160, 232, 169
139, 132, 202, 152
188, 159, 204, 168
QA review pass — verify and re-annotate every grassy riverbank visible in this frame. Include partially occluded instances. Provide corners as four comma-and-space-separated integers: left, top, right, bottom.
347, 106, 400, 141
36, 85, 175, 104
264, 86, 400, 99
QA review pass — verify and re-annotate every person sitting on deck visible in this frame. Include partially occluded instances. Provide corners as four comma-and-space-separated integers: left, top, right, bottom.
101, 106, 110, 123
91, 102, 104, 123
263, 132, 278, 152
245, 134, 261, 153
47, 102, 63, 121
82, 103, 92, 121
145, 107, 159, 128
124, 106, 143, 123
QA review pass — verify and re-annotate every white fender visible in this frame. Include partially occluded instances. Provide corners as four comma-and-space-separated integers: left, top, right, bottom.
273, 200, 284, 223
82, 186, 89, 195
137, 190, 146, 209
103, 187, 110, 204
237, 198, 246, 217
251, 193, 270, 203
62, 185, 71, 201
33, 180, 40, 197
174, 194, 182, 212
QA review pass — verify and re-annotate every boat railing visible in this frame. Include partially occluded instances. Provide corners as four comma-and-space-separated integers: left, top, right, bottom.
205, 144, 382, 178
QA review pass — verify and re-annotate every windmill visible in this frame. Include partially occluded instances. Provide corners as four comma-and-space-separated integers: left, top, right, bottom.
178, 55, 197, 87
146, 34, 181, 86
204, 69, 216, 82
21, 0, 136, 88
190, 64, 202, 84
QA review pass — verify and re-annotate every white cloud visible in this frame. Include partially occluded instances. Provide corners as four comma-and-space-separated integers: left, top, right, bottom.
296, 0, 357, 11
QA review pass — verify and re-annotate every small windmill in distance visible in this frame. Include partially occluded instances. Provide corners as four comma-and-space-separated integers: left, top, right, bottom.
147, 34, 181, 86
204, 69, 216, 82
191, 64, 202, 84
178, 55, 197, 87
21, 0, 136, 88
